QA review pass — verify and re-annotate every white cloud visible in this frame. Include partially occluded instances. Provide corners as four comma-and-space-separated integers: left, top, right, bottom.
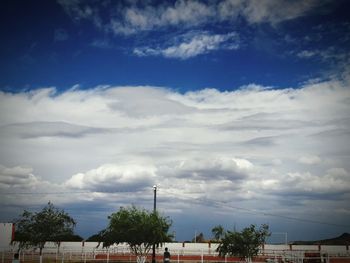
0, 164, 77, 209
58, 0, 321, 36
296, 48, 349, 64
297, 50, 316, 58
242, 0, 318, 25
160, 157, 252, 181
1, 73, 350, 237
298, 155, 322, 165
56, 0, 328, 62
267, 168, 350, 197
220, 0, 312, 24
161, 0, 213, 26
0, 165, 36, 187
134, 32, 239, 59
110, 0, 214, 35
218, 0, 244, 20
65, 164, 157, 192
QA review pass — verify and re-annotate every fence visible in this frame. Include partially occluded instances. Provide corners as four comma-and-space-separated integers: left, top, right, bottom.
1, 243, 350, 263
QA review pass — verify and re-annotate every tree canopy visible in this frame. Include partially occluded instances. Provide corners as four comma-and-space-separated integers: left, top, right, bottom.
13, 202, 76, 253
86, 233, 104, 242
212, 225, 225, 242
57, 233, 84, 241
217, 224, 270, 262
99, 206, 172, 260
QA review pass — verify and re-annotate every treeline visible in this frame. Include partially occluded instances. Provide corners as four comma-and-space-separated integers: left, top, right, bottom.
13, 202, 270, 263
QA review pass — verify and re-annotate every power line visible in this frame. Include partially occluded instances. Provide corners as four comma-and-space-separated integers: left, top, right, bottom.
1, 190, 349, 228
167, 194, 350, 228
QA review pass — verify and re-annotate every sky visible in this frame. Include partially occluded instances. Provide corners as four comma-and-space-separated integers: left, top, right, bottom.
0, 0, 350, 243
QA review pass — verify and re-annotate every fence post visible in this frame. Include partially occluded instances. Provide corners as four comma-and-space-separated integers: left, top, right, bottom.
61, 252, 65, 263
225, 254, 227, 263
84, 252, 87, 263
201, 249, 204, 263
107, 250, 110, 263
177, 251, 180, 263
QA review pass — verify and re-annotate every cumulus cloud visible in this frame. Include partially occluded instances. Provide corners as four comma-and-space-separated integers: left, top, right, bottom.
1, 73, 350, 234
65, 164, 157, 192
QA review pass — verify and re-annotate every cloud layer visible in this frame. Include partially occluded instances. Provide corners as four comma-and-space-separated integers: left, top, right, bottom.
1, 73, 350, 239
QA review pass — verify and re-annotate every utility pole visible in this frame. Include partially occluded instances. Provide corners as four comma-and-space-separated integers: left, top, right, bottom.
152, 185, 157, 263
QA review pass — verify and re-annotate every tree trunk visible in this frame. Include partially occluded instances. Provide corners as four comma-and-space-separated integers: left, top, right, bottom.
136, 256, 146, 263
39, 248, 43, 263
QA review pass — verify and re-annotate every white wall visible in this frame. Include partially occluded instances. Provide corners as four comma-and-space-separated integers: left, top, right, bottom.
0, 223, 14, 249
4, 239, 350, 256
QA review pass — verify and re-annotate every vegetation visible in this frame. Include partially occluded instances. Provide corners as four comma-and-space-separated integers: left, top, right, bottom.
13, 202, 76, 261
211, 225, 225, 242
98, 206, 172, 262
291, 233, 350, 245
217, 224, 270, 263
58, 233, 84, 241
86, 233, 104, 242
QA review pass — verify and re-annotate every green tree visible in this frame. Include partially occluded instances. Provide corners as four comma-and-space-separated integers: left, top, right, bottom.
13, 202, 76, 263
217, 224, 270, 263
100, 206, 172, 263
57, 233, 83, 241
86, 233, 104, 242
212, 225, 225, 242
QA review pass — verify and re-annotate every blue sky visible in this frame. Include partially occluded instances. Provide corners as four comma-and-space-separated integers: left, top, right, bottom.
1, 0, 350, 242
1, 0, 349, 91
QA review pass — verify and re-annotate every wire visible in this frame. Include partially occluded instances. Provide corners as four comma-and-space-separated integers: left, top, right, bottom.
166, 194, 350, 228
1, 190, 349, 228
